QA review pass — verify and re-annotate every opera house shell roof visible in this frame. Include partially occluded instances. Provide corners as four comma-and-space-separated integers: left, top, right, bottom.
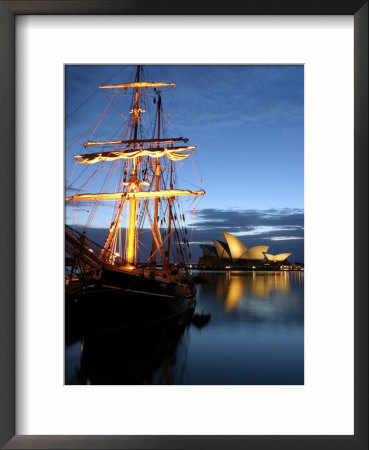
213, 240, 231, 260
222, 232, 269, 261
264, 253, 291, 262
200, 232, 292, 262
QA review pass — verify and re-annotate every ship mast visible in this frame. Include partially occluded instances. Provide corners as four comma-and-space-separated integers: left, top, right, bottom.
126, 65, 141, 265
166, 160, 174, 267
151, 90, 162, 265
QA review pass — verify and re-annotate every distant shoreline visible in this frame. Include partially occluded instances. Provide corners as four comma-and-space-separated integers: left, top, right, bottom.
189, 267, 304, 272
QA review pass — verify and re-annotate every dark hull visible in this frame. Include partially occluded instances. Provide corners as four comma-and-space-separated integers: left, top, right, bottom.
66, 267, 196, 337
100, 266, 195, 299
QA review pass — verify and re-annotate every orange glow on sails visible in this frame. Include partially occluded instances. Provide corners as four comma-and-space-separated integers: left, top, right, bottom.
66, 189, 205, 202
74, 146, 196, 164
100, 82, 175, 89
83, 137, 188, 147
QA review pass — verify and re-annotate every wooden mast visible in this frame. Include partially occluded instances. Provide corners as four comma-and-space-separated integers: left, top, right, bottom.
151, 91, 162, 265
126, 65, 141, 266
166, 160, 174, 267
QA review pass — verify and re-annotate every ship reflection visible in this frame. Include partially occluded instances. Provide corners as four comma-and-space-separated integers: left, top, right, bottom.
76, 310, 194, 385
65, 272, 303, 385
208, 271, 301, 311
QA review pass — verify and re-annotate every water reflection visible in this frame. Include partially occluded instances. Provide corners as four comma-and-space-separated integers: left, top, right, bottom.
225, 271, 291, 309
203, 271, 303, 317
68, 309, 193, 385
65, 271, 304, 385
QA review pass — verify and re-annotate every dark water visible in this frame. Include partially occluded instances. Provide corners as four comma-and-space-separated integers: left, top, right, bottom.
65, 271, 304, 385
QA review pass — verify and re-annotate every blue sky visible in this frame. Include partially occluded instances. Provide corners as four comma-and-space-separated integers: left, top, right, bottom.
66, 65, 304, 262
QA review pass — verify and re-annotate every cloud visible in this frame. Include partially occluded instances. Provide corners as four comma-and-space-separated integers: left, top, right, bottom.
66, 206, 304, 262
194, 207, 304, 234
269, 236, 304, 241
189, 207, 304, 261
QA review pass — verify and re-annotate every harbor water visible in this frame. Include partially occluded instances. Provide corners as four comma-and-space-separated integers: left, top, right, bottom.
65, 271, 304, 385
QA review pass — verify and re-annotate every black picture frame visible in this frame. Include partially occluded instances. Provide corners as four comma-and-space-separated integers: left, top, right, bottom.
0, 1, 367, 449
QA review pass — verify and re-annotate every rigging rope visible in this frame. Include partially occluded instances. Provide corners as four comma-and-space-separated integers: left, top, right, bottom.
66, 65, 127, 120
89, 92, 117, 140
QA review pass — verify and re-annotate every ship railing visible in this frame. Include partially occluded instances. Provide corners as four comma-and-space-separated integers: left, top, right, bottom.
65, 224, 126, 267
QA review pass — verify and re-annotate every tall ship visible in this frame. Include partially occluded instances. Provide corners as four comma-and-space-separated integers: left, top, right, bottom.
65, 66, 205, 323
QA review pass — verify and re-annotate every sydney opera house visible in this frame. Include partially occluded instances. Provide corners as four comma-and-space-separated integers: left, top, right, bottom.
199, 231, 291, 266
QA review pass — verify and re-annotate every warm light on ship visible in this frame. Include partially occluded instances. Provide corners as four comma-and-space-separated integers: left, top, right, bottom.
74, 146, 195, 164
66, 189, 205, 202
99, 81, 176, 89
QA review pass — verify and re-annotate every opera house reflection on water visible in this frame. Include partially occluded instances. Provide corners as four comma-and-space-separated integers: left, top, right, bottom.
209, 270, 303, 312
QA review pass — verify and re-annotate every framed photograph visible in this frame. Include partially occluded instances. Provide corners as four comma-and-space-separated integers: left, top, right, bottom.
0, 1, 367, 449
64, 63, 305, 388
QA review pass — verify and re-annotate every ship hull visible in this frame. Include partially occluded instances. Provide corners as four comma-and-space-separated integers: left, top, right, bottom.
66, 267, 196, 335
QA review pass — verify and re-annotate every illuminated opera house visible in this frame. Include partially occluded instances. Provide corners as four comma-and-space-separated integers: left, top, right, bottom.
199, 231, 291, 266
264, 253, 292, 262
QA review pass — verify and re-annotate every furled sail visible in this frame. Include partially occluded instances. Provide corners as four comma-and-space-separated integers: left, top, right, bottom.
74, 146, 196, 164
66, 189, 205, 202
83, 137, 188, 148
100, 82, 175, 89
